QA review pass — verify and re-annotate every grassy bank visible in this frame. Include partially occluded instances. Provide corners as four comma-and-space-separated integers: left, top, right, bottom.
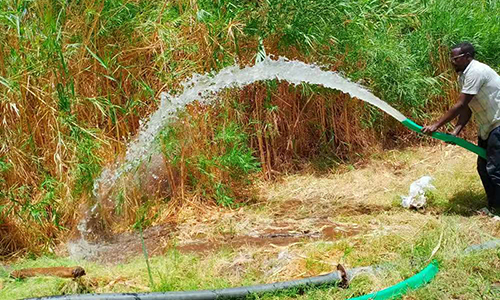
1, 146, 499, 299
1, 0, 500, 255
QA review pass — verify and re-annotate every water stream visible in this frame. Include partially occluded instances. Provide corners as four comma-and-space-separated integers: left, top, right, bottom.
95, 56, 405, 197
69, 56, 408, 259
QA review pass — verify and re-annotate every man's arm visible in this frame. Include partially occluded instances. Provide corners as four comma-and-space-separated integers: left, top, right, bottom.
451, 105, 472, 136
421, 93, 475, 134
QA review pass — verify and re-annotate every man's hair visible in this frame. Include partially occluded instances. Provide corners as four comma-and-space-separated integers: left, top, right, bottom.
452, 42, 476, 58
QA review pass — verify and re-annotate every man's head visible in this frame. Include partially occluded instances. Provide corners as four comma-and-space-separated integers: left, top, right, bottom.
450, 42, 475, 73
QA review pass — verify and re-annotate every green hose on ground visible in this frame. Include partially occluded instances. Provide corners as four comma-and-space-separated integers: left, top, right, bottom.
402, 119, 486, 159
348, 260, 439, 300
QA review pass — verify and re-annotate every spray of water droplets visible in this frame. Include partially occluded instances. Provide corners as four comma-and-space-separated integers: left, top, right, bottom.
93, 56, 405, 198
71, 56, 407, 259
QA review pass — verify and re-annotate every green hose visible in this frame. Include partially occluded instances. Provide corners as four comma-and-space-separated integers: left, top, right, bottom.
348, 260, 439, 300
402, 119, 486, 159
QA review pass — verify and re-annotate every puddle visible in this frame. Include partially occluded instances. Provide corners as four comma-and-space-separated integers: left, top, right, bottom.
67, 218, 363, 263
176, 222, 363, 253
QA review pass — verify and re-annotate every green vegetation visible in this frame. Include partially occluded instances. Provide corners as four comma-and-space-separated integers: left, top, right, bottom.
1, 0, 499, 258
1, 147, 498, 299
159, 110, 260, 206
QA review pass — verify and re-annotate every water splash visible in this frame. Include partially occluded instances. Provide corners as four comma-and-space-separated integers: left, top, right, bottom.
72, 56, 408, 259
67, 237, 107, 261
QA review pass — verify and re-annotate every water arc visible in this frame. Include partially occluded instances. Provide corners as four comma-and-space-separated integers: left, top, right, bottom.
95, 56, 484, 197
94, 56, 409, 197
79, 56, 485, 256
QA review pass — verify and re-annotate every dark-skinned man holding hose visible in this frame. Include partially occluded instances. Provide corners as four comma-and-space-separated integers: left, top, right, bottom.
422, 42, 500, 211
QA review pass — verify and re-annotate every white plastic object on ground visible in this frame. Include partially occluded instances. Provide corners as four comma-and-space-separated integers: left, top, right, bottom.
401, 176, 435, 209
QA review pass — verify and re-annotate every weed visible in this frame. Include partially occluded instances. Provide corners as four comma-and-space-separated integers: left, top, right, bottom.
1, 147, 500, 299
2, 0, 500, 256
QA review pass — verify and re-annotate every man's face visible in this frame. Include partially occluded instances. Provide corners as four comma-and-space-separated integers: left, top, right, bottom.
450, 48, 469, 73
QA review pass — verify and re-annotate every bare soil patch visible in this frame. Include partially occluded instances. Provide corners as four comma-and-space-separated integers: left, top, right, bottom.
177, 221, 363, 253
74, 217, 365, 264
65, 146, 494, 265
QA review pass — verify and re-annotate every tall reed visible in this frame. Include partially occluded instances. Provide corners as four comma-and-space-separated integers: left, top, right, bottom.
1, 0, 498, 256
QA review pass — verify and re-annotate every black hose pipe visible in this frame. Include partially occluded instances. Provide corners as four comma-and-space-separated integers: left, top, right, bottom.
25, 268, 345, 300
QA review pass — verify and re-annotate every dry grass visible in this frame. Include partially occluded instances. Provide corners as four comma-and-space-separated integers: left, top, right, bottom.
2, 145, 499, 299
130, 144, 499, 266
0, 0, 496, 258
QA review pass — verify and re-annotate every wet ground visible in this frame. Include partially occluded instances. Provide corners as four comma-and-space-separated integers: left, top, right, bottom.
64, 146, 482, 265
66, 197, 372, 264
176, 220, 363, 253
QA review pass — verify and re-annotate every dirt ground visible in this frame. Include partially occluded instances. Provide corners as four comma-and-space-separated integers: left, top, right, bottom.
66, 205, 371, 264
62, 145, 499, 265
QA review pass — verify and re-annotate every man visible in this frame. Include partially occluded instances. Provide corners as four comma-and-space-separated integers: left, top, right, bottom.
422, 42, 500, 210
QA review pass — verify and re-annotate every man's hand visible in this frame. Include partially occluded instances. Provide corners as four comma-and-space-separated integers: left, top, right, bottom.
420, 94, 474, 136
421, 123, 439, 135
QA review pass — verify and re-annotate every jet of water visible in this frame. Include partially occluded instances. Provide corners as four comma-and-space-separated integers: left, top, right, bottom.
71, 56, 488, 260
70, 56, 407, 259
93, 56, 405, 198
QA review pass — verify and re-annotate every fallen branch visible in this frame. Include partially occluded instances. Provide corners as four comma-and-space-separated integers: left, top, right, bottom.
10, 266, 86, 279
